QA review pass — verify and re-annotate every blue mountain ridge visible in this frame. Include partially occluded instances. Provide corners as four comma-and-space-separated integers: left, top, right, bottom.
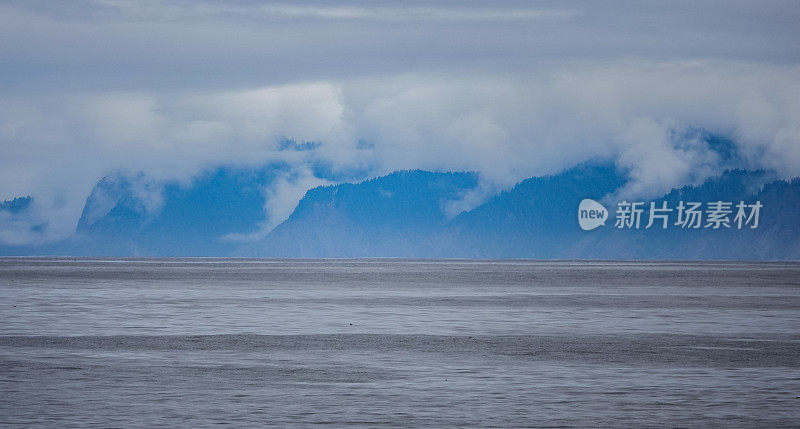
559, 169, 799, 260
1, 157, 798, 259
249, 165, 799, 259
73, 167, 272, 255
0, 196, 32, 214
242, 170, 479, 257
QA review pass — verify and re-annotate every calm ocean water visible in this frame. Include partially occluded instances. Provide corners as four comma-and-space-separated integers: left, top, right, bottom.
1, 258, 799, 427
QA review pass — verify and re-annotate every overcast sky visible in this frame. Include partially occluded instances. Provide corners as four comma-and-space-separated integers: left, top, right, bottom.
1, 0, 799, 244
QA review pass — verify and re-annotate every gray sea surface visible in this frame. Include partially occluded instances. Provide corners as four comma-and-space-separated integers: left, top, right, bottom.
1, 258, 799, 427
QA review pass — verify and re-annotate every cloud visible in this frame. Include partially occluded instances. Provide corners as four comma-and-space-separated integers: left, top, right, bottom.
252, 4, 573, 22
221, 164, 332, 242
2, 1, 798, 93
0, 1, 799, 245
261, 165, 331, 233
344, 63, 800, 185
612, 118, 720, 200
0, 82, 351, 242
2, 61, 799, 245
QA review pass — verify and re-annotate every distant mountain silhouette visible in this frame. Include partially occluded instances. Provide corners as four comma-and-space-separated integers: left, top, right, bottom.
248, 165, 799, 259
242, 170, 479, 257
442, 163, 626, 258
0, 196, 32, 214
71, 167, 275, 256
1, 158, 798, 259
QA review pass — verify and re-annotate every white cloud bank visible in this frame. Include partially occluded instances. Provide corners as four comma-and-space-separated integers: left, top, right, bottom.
1, 61, 799, 244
